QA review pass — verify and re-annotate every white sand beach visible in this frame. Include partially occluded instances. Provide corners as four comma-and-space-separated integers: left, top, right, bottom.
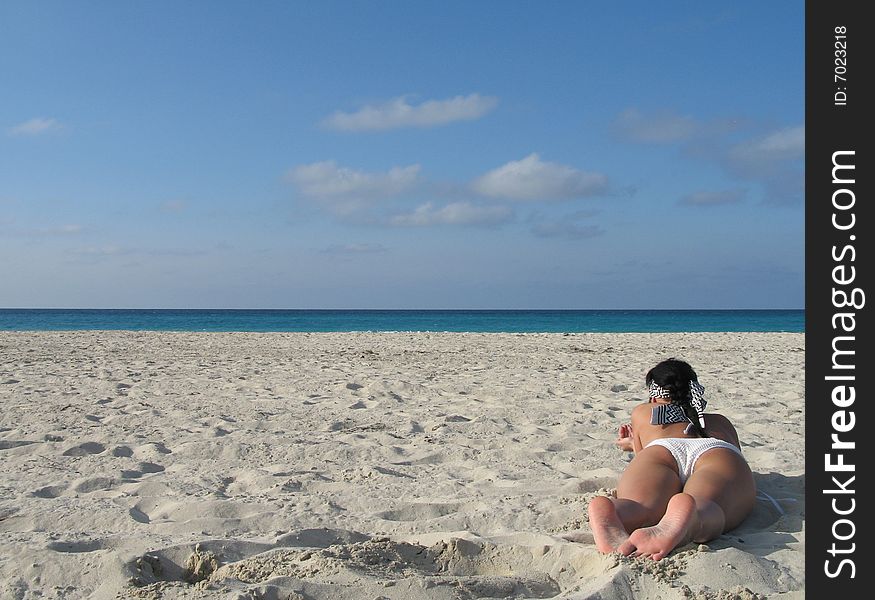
0, 331, 804, 599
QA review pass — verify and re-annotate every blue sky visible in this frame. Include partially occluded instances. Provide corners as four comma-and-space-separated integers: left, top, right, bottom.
1, 1, 804, 309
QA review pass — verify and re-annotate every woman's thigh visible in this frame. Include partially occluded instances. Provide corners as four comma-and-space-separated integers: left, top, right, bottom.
684, 449, 756, 530
617, 445, 683, 510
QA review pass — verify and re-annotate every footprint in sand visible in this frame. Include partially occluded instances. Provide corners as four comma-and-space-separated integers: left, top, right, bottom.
376, 502, 460, 522
350, 395, 384, 410
73, 476, 119, 494
445, 414, 472, 423
47, 538, 110, 553
369, 465, 414, 479
32, 484, 68, 499
133, 442, 172, 459
111, 445, 134, 457
0, 440, 38, 450
121, 462, 166, 480
62, 441, 106, 456
128, 507, 151, 523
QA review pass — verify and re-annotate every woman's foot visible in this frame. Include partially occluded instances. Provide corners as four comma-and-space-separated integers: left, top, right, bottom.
618, 493, 696, 560
588, 495, 630, 553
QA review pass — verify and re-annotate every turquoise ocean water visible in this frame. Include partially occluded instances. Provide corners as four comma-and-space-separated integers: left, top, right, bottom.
0, 309, 803, 333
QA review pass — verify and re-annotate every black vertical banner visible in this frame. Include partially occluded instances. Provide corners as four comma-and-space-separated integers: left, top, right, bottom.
806, 0, 871, 595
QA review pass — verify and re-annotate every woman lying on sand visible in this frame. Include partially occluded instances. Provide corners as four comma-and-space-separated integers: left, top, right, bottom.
589, 358, 755, 560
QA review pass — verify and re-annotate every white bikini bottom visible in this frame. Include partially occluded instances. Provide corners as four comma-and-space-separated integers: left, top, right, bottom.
644, 437, 743, 484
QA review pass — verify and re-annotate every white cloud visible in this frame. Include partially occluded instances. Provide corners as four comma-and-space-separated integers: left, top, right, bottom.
286, 161, 420, 198
323, 94, 498, 131
679, 189, 746, 207
390, 202, 512, 227
8, 117, 61, 136
472, 154, 608, 201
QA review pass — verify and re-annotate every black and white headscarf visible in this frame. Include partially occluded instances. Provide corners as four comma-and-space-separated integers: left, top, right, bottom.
649, 380, 707, 434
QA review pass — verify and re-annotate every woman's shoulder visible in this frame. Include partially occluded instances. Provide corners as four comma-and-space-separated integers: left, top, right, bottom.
630, 402, 655, 421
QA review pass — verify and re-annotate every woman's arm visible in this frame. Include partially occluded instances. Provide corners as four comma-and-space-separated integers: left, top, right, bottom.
631, 425, 644, 453
615, 423, 634, 451
630, 403, 649, 453
615, 404, 650, 453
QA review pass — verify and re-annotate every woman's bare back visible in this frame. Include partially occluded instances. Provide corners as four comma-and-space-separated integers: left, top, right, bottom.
629, 402, 741, 452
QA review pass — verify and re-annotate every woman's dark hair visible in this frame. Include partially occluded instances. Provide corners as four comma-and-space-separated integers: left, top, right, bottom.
646, 358, 707, 437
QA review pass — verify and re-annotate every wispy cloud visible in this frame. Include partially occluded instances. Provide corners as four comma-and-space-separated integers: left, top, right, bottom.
36, 223, 83, 235
2, 223, 84, 237
71, 245, 205, 259
678, 189, 746, 207
286, 161, 420, 216
287, 161, 420, 198
614, 108, 700, 143
727, 126, 804, 166
619, 107, 804, 206
529, 210, 603, 240
8, 117, 62, 136
613, 108, 748, 145
472, 154, 608, 201
389, 202, 513, 227
722, 126, 804, 205
72, 245, 131, 257
323, 93, 498, 132
320, 243, 388, 255
159, 200, 187, 213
